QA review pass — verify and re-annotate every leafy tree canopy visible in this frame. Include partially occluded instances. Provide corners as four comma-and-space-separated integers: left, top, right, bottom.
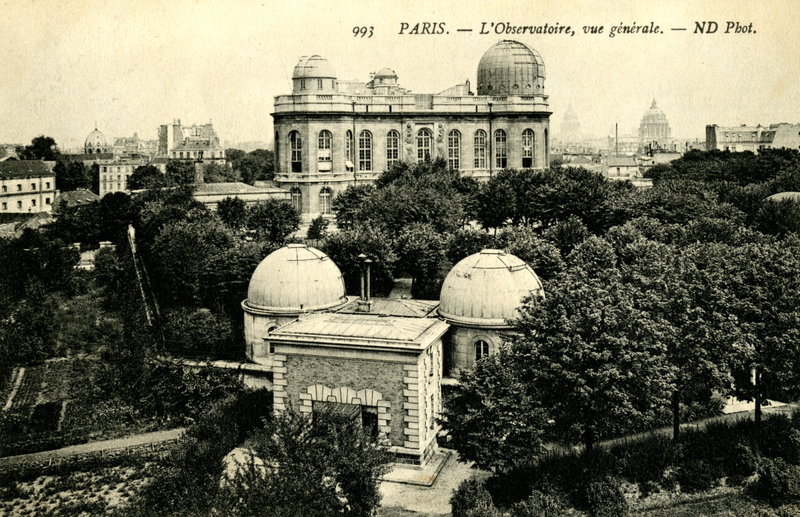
17, 135, 59, 161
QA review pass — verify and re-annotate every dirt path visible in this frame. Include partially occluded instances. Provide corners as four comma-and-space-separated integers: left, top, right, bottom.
0, 427, 186, 468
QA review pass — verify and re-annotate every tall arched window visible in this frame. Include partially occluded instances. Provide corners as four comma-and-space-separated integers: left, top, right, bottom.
289, 131, 302, 173
290, 187, 302, 213
474, 130, 487, 169
386, 130, 399, 169
417, 128, 432, 163
319, 187, 332, 215
495, 129, 507, 169
448, 130, 461, 170
358, 130, 372, 171
522, 129, 534, 168
475, 340, 490, 362
345, 130, 353, 170
318, 130, 332, 162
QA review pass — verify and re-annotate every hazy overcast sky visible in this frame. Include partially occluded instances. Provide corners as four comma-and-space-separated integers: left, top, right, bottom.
1, 0, 797, 150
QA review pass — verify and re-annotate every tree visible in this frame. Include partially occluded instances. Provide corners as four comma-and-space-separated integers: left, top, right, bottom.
149, 217, 236, 307
496, 226, 564, 281
322, 223, 397, 297
88, 162, 100, 195
62, 161, 90, 191
307, 215, 330, 243
203, 162, 240, 183
333, 184, 376, 231
725, 238, 800, 428
217, 196, 248, 230
440, 349, 549, 473
17, 135, 59, 161
99, 192, 134, 243
395, 223, 448, 299
220, 407, 391, 517
128, 165, 165, 190
246, 199, 300, 243
166, 160, 197, 186
512, 267, 676, 451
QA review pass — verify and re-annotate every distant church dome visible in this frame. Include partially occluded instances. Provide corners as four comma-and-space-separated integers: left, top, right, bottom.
477, 40, 545, 96
245, 244, 347, 314
639, 99, 671, 141
438, 249, 544, 328
84, 127, 108, 155
292, 55, 337, 79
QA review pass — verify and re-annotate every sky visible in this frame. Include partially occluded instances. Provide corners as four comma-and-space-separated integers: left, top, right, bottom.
1, 0, 798, 150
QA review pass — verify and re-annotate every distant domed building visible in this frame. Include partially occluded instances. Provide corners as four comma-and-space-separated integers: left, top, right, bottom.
242, 245, 544, 465
85, 127, 109, 155
272, 40, 551, 222
561, 103, 581, 143
638, 99, 672, 150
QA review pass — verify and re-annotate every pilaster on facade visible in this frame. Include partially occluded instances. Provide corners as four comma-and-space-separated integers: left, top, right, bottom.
402, 364, 422, 452
271, 354, 288, 414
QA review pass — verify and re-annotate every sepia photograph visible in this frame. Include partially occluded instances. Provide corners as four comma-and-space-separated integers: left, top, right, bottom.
1, 0, 800, 515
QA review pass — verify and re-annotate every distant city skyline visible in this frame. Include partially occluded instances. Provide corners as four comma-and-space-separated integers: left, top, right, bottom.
1, 0, 797, 150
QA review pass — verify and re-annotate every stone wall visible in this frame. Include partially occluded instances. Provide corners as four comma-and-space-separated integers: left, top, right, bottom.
284, 354, 407, 446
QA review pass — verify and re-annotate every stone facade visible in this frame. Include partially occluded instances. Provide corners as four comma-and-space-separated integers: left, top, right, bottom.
706, 123, 800, 153
272, 40, 551, 221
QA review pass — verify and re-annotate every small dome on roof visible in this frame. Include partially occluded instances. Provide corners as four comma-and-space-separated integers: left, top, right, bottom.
477, 40, 545, 96
374, 68, 397, 78
292, 55, 337, 79
245, 244, 347, 314
438, 249, 544, 328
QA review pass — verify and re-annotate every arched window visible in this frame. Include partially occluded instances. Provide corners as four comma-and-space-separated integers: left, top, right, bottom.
318, 130, 332, 162
290, 187, 302, 213
522, 129, 534, 168
475, 340, 490, 362
358, 130, 372, 171
448, 130, 460, 170
289, 131, 302, 173
345, 130, 353, 170
386, 130, 399, 169
495, 129, 507, 169
474, 130, 487, 169
417, 128, 432, 163
319, 187, 332, 215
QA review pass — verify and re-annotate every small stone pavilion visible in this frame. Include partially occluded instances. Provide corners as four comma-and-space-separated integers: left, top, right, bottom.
242, 244, 544, 465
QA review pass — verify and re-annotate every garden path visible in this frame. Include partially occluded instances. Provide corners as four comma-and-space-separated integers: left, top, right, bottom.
0, 427, 185, 468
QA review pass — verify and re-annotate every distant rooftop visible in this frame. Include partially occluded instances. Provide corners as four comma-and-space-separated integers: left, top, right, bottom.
0, 160, 51, 179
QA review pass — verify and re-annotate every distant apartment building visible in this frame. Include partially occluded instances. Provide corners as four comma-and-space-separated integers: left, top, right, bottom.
706, 123, 800, 153
0, 160, 57, 213
158, 119, 226, 164
113, 133, 158, 158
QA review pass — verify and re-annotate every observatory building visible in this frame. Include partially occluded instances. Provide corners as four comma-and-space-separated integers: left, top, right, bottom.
272, 40, 552, 221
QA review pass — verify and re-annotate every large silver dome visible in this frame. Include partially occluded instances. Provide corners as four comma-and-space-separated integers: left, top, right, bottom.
438, 249, 544, 328
477, 40, 545, 96
245, 244, 347, 314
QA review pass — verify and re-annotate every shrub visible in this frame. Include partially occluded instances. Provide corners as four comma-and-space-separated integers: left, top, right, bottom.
584, 477, 628, 517
677, 458, 720, 493
727, 442, 760, 483
612, 433, 674, 485
451, 478, 499, 517
510, 489, 568, 517
751, 457, 800, 507
760, 416, 800, 465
